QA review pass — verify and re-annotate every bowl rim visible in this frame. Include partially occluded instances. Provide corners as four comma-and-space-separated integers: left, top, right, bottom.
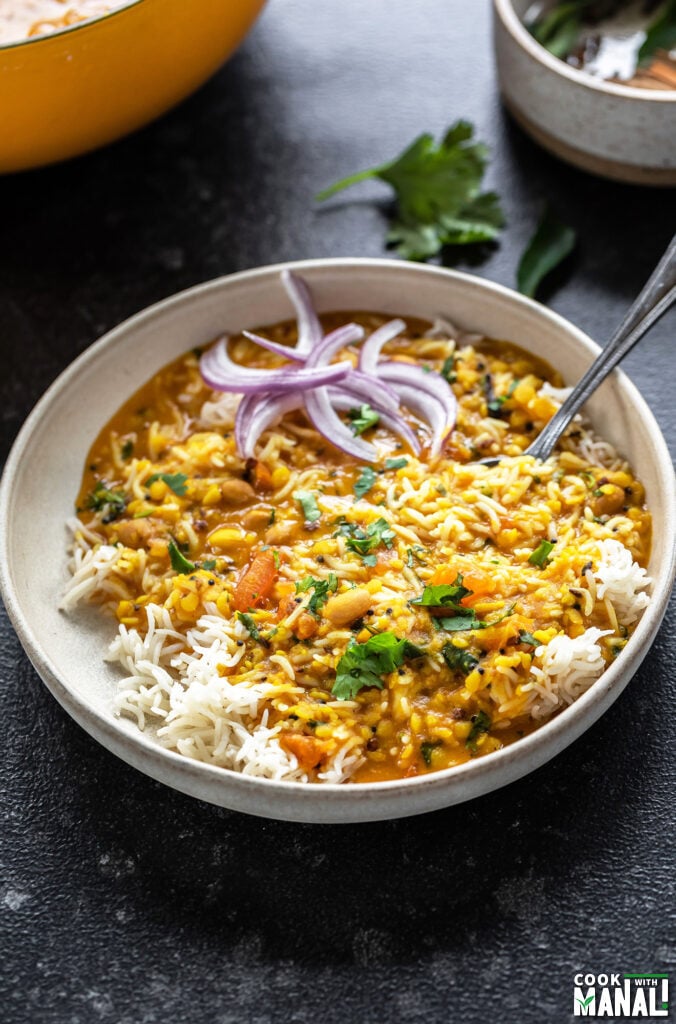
1, 256, 674, 816
0, 0, 144, 53
493, 0, 676, 103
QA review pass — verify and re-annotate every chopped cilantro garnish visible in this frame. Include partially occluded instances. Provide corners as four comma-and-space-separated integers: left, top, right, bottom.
440, 355, 456, 383
384, 457, 408, 470
412, 573, 472, 610
466, 710, 491, 753
354, 466, 377, 499
86, 481, 127, 523
406, 545, 427, 568
167, 538, 196, 574
268, 508, 276, 525
120, 440, 134, 460
442, 643, 479, 675
237, 611, 262, 641
147, 472, 189, 496
294, 490, 321, 523
518, 630, 540, 647
295, 574, 338, 616
421, 740, 442, 767
201, 559, 217, 571
348, 404, 380, 436
436, 604, 514, 633
529, 539, 555, 568
337, 517, 395, 559
332, 632, 424, 701
316, 120, 505, 262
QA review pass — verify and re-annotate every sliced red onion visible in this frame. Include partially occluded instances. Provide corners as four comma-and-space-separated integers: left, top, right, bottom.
358, 319, 406, 376
329, 391, 421, 455
387, 382, 451, 457
241, 330, 306, 363
236, 392, 304, 459
305, 325, 400, 412
337, 370, 400, 413
377, 360, 457, 408
200, 338, 352, 394
308, 322, 364, 365
281, 270, 322, 354
304, 388, 378, 462
199, 271, 457, 463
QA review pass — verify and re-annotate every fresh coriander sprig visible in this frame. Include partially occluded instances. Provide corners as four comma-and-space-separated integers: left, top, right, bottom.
316, 121, 505, 262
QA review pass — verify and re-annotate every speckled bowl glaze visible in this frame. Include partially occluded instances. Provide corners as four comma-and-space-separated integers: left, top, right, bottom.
1, 259, 674, 823
493, 0, 676, 185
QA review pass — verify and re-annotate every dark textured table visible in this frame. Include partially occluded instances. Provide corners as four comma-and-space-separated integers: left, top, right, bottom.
1, 2, 675, 1022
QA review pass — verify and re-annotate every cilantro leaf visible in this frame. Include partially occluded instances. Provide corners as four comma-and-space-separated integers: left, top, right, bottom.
337, 517, 395, 559
294, 490, 321, 523
295, 574, 339, 616
467, 710, 491, 753
120, 440, 134, 460
317, 121, 505, 262
384, 457, 409, 470
332, 632, 424, 700
236, 611, 261, 641
406, 545, 427, 568
421, 740, 442, 767
529, 540, 556, 568
201, 559, 217, 571
86, 481, 127, 523
348, 404, 380, 436
412, 573, 472, 610
436, 604, 515, 633
440, 356, 457, 383
517, 207, 576, 299
147, 472, 189, 496
442, 643, 479, 675
518, 630, 540, 647
354, 466, 377, 499
167, 538, 196, 574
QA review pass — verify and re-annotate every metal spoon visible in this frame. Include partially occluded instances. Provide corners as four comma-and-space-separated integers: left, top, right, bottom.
480, 233, 676, 467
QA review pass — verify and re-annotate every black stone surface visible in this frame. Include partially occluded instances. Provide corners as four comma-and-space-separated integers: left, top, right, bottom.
1, 2, 675, 1022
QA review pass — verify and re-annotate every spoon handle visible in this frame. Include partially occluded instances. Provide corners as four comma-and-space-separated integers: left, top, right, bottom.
525, 233, 676, 463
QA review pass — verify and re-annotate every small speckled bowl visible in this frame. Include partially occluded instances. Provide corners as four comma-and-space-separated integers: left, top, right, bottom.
0, 259, 674, 822
493, 0, 676, 185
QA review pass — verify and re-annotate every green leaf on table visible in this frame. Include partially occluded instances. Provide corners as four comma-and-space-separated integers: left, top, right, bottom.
517, 207, 576, 299
317, 121, 505, 262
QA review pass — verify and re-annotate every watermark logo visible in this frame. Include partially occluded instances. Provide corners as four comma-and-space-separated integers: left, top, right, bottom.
573, 973, 669, 1017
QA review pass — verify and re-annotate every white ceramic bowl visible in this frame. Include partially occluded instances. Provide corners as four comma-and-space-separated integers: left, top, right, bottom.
493, 0, 676, 185
1, 258, 674, 823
